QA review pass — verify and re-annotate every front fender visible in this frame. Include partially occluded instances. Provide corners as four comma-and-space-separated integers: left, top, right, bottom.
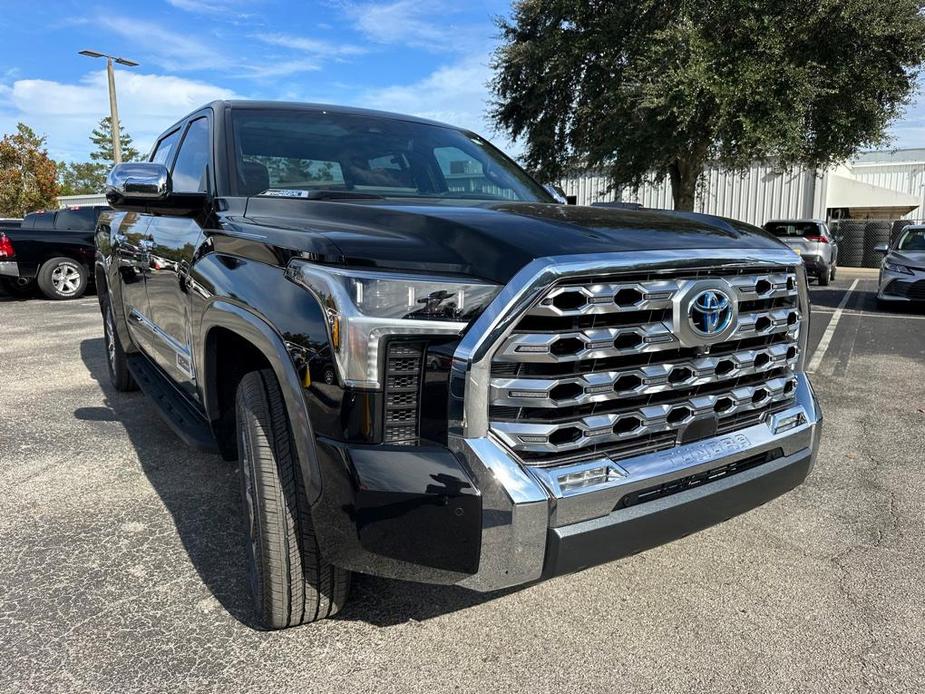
198, 300, 323, 504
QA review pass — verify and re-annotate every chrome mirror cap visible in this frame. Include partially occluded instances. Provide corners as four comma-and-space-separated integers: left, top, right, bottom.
106, 162, 170, 203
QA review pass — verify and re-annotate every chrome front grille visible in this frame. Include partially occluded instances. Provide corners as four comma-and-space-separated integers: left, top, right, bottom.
487, 265, 802, 467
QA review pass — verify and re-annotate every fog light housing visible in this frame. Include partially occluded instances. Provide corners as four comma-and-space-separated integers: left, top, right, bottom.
772, 411, 805, 434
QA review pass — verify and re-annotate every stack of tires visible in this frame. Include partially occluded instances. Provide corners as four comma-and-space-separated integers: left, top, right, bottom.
834, 220, 865, 267
862, 222, 891, 268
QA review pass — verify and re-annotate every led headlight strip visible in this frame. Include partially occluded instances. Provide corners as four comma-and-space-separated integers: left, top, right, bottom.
287, 260, 500, 389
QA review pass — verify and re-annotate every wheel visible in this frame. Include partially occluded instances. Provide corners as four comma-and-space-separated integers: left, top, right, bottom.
37, 257, 88, 300
102, 299, 138, 392
818, 268, 830, 286
830, 265, 837, 281
0, 276, 36, 298
236, 369, 351, 629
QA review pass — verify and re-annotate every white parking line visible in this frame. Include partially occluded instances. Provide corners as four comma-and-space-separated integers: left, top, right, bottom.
811, 307, 925, 320
806, 278, 859, 374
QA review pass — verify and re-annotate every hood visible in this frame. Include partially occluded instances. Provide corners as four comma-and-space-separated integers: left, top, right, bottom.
240, 197, 789, 284
890, 250, 925, 270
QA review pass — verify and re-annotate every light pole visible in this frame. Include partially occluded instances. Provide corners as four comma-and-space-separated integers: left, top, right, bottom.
78, 50, 139, 165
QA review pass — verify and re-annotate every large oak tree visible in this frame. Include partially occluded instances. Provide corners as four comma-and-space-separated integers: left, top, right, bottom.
0, 123, 58, 217
490, 0, 925, 210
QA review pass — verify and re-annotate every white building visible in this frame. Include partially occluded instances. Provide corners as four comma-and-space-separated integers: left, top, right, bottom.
559, 149, 924, 224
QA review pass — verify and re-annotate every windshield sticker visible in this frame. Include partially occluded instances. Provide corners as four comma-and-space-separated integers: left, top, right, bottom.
258, 189, 311, 198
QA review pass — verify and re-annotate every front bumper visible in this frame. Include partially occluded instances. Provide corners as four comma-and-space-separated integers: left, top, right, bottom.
452, 372, 821, 592
0, 260, 19, 278
877, 266, 925, 302
800, 255, 827, 274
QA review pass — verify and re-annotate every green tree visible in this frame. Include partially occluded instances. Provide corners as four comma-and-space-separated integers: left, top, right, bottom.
57, 160, 107, 196
0, 123, 59, 217
90, 116, 141, 164
491, 0, 925, 210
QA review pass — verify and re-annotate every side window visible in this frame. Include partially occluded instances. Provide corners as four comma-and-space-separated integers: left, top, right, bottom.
433, 145, 516, 200
150, 129, 180, 166
54, 209, 95, 231
171, 118, 211, 193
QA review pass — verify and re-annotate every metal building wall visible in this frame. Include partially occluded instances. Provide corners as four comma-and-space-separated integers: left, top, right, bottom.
559, 163, 821, 226
57, 194, 108, 208
847, 162, 925, 220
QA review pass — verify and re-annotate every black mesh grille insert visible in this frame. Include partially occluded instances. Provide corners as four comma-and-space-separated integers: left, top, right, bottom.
383, 342, 423, 443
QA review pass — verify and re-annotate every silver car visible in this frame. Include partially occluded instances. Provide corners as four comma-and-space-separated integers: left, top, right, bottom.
875, 224, 925, 304
763, 219, 838, 286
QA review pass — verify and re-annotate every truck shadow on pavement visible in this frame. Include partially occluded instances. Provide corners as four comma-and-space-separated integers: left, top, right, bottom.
78, 337, 510, 629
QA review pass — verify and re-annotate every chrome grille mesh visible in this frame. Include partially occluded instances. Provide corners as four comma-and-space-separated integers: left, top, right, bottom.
488, 265, 801, 467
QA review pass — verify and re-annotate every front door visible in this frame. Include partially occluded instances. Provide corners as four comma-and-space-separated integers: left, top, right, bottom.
143, 116, 211, 400
114, 211, 154, 353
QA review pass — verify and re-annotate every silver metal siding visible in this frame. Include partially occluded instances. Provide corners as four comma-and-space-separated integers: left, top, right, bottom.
560, 163, 821, 226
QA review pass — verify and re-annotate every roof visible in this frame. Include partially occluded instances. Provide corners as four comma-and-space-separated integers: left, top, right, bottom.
852, 148, 925, 165
156, 99, 461, 141
826, 173, 919, 211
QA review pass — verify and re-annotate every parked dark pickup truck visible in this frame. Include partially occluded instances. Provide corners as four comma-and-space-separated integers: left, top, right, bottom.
96, 100, 822, 629
0, 206, 106, 299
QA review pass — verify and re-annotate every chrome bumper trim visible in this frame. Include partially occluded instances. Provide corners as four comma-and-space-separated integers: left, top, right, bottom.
0, 260, 19, 278
453, 368, 821, 592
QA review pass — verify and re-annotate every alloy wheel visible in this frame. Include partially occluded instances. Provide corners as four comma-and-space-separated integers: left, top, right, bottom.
51, 263, 82, 296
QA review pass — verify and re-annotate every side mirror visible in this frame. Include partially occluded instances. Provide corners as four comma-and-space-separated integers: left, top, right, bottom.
874, 242, 889, 254
106, 162, 208, 216
543, 183, 568, 204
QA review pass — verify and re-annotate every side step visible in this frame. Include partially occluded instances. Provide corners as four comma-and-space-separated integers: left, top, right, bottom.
126, 354, 218, 453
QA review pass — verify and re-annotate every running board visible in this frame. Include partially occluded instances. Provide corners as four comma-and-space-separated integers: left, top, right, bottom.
126, 354, 218, 453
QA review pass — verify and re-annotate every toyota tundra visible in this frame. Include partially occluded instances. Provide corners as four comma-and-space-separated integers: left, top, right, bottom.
95, 100, 822, 629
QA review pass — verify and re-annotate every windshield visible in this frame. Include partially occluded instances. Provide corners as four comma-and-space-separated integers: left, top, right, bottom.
764, 221, 824, 238
230, 109, 553, 203
897, 227, 925, 252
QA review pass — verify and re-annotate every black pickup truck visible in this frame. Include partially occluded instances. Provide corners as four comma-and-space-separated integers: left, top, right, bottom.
0, 206, 106, 299
96, 100, 822, 629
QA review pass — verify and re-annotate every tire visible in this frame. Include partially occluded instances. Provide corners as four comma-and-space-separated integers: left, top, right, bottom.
830, 265, 837, 281
37, 257, 88, 300
818, 268, 830, 286
236, 369, 350, 629
102, 299, 138, 392
0, 276, 36, 298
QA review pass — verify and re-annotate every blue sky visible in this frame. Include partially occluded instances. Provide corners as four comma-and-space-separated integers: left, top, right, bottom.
1, 0, 924, 163
0, 0, 512, 161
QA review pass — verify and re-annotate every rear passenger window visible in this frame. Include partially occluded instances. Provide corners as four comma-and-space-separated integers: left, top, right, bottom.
54, 208, 96, 231
171, 118, 210, 193
151, 129, 180, 166
25, 212, 56, 230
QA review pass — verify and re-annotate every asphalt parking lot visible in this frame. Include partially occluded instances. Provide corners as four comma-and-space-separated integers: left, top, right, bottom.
1, 267, 923, 693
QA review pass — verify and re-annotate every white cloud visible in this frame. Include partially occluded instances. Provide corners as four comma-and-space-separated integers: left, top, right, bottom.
92, 16, 232, 72
346, 0, 484, 52
165, 0, 256, 17
355, 54, 511, 148
254, 32, 366, 57
243, 32, 367, 76
0, 70, 237, 160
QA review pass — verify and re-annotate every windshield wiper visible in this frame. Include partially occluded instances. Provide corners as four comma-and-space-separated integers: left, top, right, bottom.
304, 190, 385, 201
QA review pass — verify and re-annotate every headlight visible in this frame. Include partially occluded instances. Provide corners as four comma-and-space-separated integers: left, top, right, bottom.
287, 261, 500, 388
884, 260, 913, 275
